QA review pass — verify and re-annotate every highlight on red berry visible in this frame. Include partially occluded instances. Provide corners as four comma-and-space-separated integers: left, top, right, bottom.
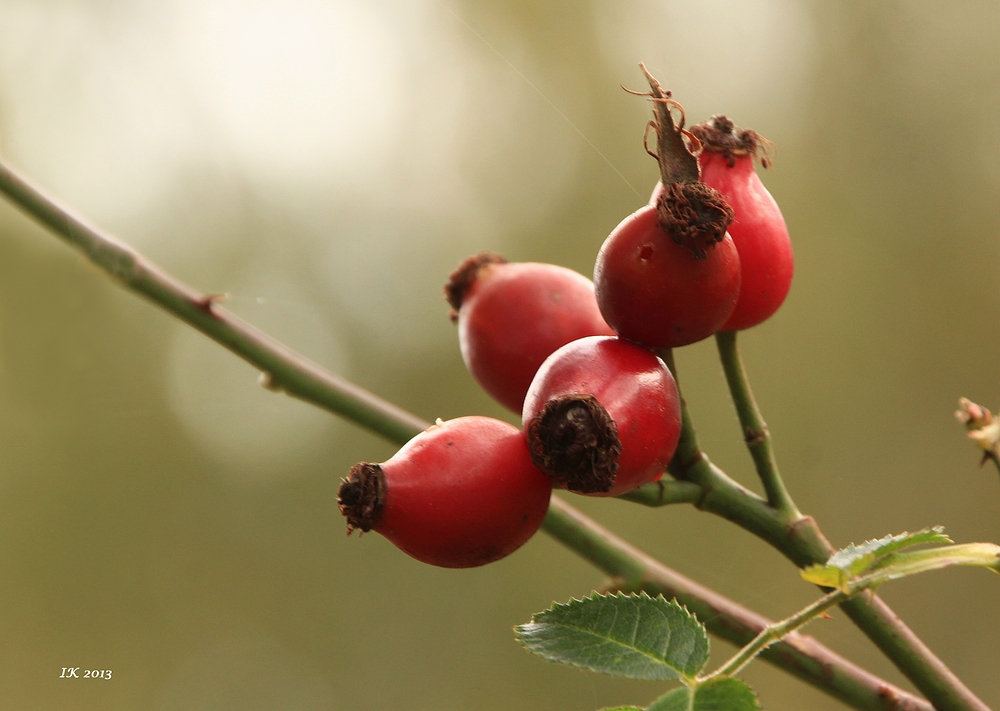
522, 336, 681, 497
690, 115, 793, 332
446, 252, 614, 412
337, 417, 552, 569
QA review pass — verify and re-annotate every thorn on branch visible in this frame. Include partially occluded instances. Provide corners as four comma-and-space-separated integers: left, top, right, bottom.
259, 371, 283, 392
194, 292, 229, 311
743, 426, 767, 446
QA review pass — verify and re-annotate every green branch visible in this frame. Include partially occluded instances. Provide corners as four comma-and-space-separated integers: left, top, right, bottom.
715, 331, 800, 519
711, 540, 1000, 684
652, 345, 990, 711
544, 497, 929, 711
615, 479, 702, 506
707, 587, 848, 681
0, 159, 427, 446
0, 155, 948, 711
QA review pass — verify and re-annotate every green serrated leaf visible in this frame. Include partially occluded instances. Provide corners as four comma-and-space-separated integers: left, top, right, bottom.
598, 707, 643, 711
646, 687, 691, 711
646, 679, 760, 711
801, 527, 952, 591
515, 592, 709, 681
828, 528, 953, 574
691, 678, 761, 711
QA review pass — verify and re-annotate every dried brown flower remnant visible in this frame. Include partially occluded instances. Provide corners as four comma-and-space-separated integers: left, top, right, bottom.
955, 397, 1000, 472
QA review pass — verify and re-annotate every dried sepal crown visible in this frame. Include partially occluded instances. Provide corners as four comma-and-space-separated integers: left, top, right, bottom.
689, 114, 775, 169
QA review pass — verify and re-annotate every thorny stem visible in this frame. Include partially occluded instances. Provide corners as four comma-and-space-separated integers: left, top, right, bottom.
0, 159, 428, 444
715, 330, 801, 519
709, 545, 1000, 685
545, 498, 930, 711
650, 348, 991, 711
0, 156, 970, 711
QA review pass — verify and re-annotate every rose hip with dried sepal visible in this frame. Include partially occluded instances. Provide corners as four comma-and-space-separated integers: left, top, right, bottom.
594, 66, 741, 349
522, 336, 681, 497
689, 115, 794, 332
446, 253, 614, 412
338, 416, 552, 569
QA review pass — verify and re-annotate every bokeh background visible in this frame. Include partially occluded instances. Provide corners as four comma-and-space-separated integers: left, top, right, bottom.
0, 1, 998, 709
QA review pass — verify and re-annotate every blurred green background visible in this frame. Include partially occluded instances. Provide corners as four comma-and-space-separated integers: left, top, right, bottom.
0, 1, 998, 709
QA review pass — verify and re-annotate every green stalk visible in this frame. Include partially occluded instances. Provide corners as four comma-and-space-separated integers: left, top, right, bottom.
715, 331, 800, 519
699, 468, 993, 711
656, 344, 990, 711
650, 350, 832, 568
544, 497, 929, 711
0, 155, 949, 711
711, 543, 1000, 684
706, 588, 847, 681
615, 479, 702, 506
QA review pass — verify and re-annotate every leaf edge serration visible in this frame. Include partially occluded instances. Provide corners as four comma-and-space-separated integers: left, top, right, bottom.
514, 591, 709, 681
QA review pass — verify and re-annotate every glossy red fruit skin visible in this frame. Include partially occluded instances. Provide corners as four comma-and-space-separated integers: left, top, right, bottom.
522, 336, 681, 497
372, 417, 551, 568
593, 206, 741, 349
457, 262, 614, 412
698, 151, 793, 331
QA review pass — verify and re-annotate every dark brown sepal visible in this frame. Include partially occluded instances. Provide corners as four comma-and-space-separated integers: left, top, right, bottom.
638, 63, 700, 186
526, 394, 620, 494
338, 462, 387, 534
444, 251, 508, 320
656, 181, 734, 260
690, 115, 772, 168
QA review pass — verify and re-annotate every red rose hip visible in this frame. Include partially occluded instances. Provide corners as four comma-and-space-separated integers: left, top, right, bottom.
522, 336, 681, 496
594, 205, 741, 348
446, 253, 614, 413
690, 115, 793, 331
338, 417, 552, 568
594, 67, 741, 349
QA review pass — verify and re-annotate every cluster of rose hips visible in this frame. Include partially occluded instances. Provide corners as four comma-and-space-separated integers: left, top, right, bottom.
338, 72, 793, 569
